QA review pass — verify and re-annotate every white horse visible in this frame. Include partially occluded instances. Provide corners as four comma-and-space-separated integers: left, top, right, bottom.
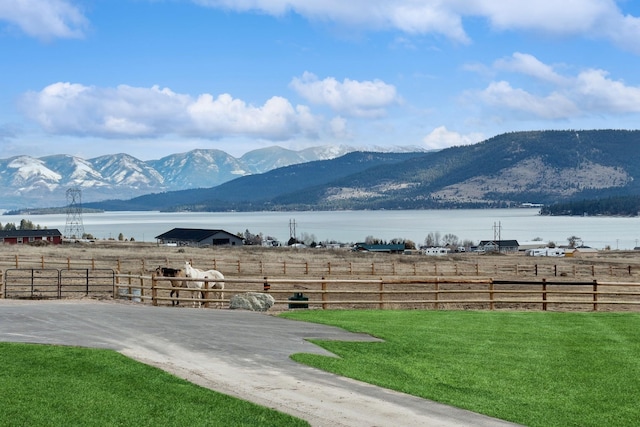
183, 261, 225, 308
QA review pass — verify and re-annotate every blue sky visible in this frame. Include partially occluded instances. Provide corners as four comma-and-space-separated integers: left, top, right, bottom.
2, 0, 640, 160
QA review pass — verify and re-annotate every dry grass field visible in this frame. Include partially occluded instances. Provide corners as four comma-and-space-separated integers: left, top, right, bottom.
3, 241, 640, 311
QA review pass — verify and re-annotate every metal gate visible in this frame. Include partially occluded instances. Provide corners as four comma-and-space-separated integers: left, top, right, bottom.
3, 269, 116, 299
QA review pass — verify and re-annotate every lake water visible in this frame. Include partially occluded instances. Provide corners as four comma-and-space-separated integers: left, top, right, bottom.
3, 209, 640, 250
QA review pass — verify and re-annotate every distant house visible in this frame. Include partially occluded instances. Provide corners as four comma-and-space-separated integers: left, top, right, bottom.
525, 247, 565, 257
0, 229, 63, 245
568, 246, 598, 257
518, 241, 548, 252
422, 247, 450, 256
352, 243, 405, 253
155, 228, 243, 247
477, 240, 519, 253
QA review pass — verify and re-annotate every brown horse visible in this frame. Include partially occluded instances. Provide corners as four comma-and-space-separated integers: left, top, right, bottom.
155, 266, 187, 306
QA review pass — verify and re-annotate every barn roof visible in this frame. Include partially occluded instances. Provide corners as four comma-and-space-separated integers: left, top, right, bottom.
154, 228, 237, 242
478, 240, 519, 247
0, 229, 62, 238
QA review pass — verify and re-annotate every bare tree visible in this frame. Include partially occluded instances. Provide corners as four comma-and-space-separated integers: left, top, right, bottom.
567, 236, 582, 248
442, 233, 459, 246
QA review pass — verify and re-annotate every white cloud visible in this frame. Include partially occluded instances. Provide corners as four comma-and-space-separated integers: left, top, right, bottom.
290, 72, 399, 118
20, 83, 323, 140
192, 0, 640, 52
0, 0, 88, 40
422, 126, 484, 150
574, 69, 640, 113
7, 0, 640, 52
494, 53, 568, 85
471, 53, 640, 119
478, 81, 579, 119
328, 116, 352, 139
194, 0, 470, 43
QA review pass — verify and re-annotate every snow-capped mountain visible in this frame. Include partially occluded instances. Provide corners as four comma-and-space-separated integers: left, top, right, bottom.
0, 145, 414, 209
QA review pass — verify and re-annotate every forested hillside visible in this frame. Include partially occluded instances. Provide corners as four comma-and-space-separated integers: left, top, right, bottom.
84, 130, 640, 212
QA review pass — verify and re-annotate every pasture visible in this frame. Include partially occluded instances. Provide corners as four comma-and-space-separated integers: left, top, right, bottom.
3, 242, 640, 425
0, 342, 307, 426
281, 310, 640, 427
4, 241, 640, 311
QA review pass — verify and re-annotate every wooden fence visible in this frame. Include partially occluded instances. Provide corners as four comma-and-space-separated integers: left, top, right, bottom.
2, 254, 640, 279
113, 274, 640, 312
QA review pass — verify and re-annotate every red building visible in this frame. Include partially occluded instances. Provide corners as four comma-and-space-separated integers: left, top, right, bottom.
0, 229, 63, 245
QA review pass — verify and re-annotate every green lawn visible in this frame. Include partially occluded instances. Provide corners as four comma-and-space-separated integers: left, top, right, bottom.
280, 310, 640, 427
0, 342, 308, 427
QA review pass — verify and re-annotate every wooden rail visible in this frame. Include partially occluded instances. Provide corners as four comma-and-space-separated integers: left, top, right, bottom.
112, 274, 640, 312
2, 254, 640, 279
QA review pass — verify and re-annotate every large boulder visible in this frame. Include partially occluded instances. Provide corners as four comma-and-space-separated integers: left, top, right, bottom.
229, 292, 275, 311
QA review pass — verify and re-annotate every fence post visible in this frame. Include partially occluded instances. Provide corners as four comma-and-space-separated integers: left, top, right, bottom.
322, 277, 327, 310
114, 271, 119, 298
137, 272, 144, 302
57, 269, 62, 299
327, 262, 331, 275
305, 262, 309, 275
371, 263, 375, 275
489, 279, 494, 311
14, 255, 18, 268
237, 259, 241, 274
92, 258, 96, 270
434, 278, 439, 310
263, 277, 270, 292
554, 265, 557, 277
41, 256, 45, 269
392, 262, 396, 275
67, 257, 71, 270
203, 279, 210, 308
542, 278, 547, 311
151, 274, 158, 306
260, 261, 264, 275
593, 280, 598, 311
379, 279, 384, 309
475, 263, 479, 276
535, 264, 538, 276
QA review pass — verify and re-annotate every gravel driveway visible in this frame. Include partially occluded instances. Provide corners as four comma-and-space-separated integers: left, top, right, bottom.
0, 299, 519, 427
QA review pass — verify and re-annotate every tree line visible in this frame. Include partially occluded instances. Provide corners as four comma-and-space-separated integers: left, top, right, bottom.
540, 196, 640, 217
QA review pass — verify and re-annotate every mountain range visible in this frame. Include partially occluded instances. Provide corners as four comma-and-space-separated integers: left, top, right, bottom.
5, 129, 640, 213
0, 145, 418, 210
79, 129, 640, 213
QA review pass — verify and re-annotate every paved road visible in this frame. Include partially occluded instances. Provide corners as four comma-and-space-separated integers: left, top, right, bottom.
0, 300, 520, 427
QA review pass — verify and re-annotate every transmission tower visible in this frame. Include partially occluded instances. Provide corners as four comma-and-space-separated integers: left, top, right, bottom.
64, 188, 85, 239
289, 219, 297, 240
